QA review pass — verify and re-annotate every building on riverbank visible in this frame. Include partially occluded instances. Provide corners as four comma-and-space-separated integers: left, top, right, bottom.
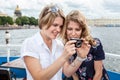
0, 25, 39, 30
87, 18, 120, 27
0, 11, 8, 17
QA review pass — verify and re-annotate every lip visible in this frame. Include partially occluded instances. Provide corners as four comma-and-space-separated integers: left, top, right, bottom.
53, 32, 58, 37
68, 37, 79, 40
70, 37, 79, 39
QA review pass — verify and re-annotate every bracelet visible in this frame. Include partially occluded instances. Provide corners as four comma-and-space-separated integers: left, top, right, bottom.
76, 56, 87, 62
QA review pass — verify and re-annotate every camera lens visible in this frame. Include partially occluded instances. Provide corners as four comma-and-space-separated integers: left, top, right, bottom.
75, 39, 83, 48
70, 38, 83, 48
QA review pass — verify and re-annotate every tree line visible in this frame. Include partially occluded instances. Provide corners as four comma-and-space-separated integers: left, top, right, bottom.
0, 16, 38, 26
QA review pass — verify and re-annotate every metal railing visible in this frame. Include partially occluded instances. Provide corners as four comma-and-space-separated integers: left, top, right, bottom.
0, 44, 21, 63
0, 44, 120, 73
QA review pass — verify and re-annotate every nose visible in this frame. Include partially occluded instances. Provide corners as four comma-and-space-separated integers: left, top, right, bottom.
56, 26, 61, 32
71, 30, 76, 36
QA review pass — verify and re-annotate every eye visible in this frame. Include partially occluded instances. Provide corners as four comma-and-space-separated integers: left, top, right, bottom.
52, 24, 63, 29
76, 28, 81, 31
60, 25, 63, 29
52, 23, 58, 27
67, 27, 72, 30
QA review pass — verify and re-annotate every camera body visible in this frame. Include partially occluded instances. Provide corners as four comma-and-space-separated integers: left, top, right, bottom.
70, 38, 83, 48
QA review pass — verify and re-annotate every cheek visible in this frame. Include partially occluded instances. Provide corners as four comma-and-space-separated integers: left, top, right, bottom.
66, 31, 70, 38
77, 31, 82, 37
66, 30, 70, 36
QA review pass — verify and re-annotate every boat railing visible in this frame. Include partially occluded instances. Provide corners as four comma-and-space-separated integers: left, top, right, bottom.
104, 52, 120, 73
1, 44, 120, 56
0, 44, 22, 63
106, 52, 120, 58
0, 44, 120, 73
0, 44, 21, 47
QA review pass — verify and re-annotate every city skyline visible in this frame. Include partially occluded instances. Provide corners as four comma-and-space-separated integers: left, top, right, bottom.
0, 0, 120, 19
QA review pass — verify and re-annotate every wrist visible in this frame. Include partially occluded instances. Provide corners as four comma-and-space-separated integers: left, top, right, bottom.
76, 56, 87, 62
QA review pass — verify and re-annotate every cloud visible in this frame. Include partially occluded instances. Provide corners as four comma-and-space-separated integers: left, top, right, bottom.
103, 0, 120, 12
0, 0, 120, 18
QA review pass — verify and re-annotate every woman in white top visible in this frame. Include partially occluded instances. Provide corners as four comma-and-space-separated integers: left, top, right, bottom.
21, 4, 77, 80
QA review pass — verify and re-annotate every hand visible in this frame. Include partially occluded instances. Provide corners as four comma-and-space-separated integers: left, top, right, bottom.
76, 38, 91, 58
62, 40, 76, 60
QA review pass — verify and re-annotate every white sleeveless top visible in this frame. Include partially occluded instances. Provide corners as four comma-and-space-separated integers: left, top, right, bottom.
21, 32, 64, 80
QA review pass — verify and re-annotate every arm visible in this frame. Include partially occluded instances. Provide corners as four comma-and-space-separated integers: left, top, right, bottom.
93, 60, 103, 80
72, 73, 79, 80
24, 55, 66, 80
63, 39, 91, 77
93, 38, 105, 80
63, 56, 83, 77
23, 40, 77, 80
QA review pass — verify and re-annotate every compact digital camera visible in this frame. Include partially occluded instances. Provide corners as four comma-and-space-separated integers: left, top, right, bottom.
70, 38, 83, 48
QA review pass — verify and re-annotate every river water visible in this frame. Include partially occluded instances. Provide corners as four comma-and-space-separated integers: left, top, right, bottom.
0, 27, 120, 73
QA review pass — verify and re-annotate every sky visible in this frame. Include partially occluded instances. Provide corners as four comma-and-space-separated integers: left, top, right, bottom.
0, 0, 120, 19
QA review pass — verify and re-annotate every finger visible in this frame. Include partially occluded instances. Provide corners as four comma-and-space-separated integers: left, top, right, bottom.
66, 40, 76, 46
69, 40, 76, 44
82, 40, 89, 45
81, 38, 85, 41
85, 42, 91, 47
71, 49, 76, 55
72, 47, 76, 50
69, 46, 76, 52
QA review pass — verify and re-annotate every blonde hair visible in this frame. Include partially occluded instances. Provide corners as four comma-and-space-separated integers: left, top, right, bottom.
38, 4, 65, 33
62, 10, 95, 46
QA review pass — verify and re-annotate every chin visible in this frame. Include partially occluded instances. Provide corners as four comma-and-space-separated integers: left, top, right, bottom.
54, 36, 57, 39
51, 36, 56, 39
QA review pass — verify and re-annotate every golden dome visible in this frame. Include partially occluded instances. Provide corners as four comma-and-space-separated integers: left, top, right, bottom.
15, 5, 20, 11
14, 5, 22, 17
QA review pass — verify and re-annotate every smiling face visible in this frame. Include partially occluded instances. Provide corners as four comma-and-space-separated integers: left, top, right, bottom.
42, 16, 64, 40
62, 10, 95, 45
66, 20, 82, 40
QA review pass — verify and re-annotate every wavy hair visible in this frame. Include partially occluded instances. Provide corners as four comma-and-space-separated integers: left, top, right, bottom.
62, 10, 96, 46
